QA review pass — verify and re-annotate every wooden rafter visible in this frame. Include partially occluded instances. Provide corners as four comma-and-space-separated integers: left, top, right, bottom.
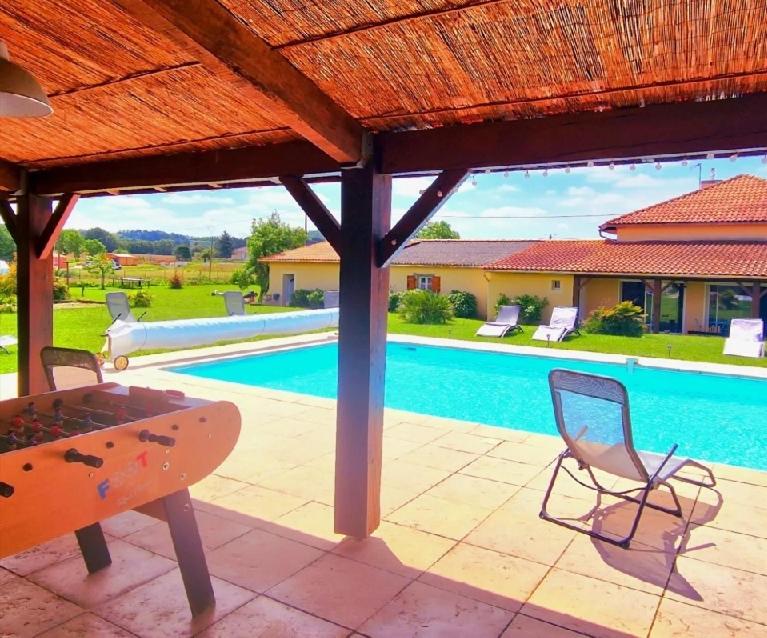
0, 199, 17, 243
376, 169, 468, 267
280, 176, 341, 254
36, 194, 79, 259
378, 94, 767, 174
0, 160, 21, 193
113, 0, 365, 163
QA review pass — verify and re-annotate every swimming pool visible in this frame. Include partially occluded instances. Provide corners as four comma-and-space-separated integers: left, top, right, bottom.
172, 342, 767, 470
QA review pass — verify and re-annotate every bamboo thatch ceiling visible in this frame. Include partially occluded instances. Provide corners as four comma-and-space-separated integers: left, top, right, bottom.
1, 0, 766, 172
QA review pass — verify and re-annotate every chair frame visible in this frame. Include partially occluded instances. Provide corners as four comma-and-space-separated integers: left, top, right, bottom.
476, 304, 522, 337
41, 346, 103, 391
223, 291, 246, 316
540, 369, 715, 548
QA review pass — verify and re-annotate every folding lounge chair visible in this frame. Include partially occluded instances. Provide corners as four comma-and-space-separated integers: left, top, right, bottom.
723, 318, 764, 358
476, 305, 521, 337
105, 292, 137, 323
541, 369, 716, 548
41, 346, 103, 391
0, 335, 17, 354
223, 291, 246, 316
532, 306, 578, 342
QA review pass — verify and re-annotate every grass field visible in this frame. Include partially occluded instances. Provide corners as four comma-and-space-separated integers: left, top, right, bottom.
1, 288, 764, 374
63, 260, 245, 287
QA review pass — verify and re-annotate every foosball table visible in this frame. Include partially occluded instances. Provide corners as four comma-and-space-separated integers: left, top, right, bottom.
0, 383, 241, 615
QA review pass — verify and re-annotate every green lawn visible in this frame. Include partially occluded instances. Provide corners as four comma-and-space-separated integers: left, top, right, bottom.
1, 289, 765, 374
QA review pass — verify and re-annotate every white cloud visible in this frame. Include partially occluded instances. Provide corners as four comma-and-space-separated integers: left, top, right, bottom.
162, 193, 235, 206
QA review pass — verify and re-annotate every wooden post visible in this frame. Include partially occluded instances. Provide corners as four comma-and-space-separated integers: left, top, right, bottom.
651, 278, 663, 333
752, 282, 761, 318
573, 275, 581, 309
16, 195, 54, 396
334, 163, 391, 538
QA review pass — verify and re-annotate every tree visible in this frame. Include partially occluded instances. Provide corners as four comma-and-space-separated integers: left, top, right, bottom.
0, 224, 14, 262
55, 229, 84, 258
246, 213, 307, 298
87, 252, 114, 289
215, 231, 234, 258
175, 245, 191, 261
83, 238, 106, 256
416, 221, 460, 239
83, 227, 118, 252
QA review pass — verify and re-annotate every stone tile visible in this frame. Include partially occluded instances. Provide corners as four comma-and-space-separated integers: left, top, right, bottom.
268, 554, 410, 629
420, 543, 549, 612
28, 539, 175, 608
666, 556, 767, 625
683, 524, 767, 574
209, 484, 309, 526
488, 440, 561, 466
359, 580, 513, 637
425, 473, 520, 510
37, 613, 135, 637
650, 598, 767, 638
476, 426, 531, 444
0, 571, 82, 637
691, 486, 767, 538
257, 464, 335, 505
0, 534, 81, 576
189, 475, 249, 504
100, 511, 158, 538
333, 521, 456, 577
386, 494, 493, 540
386, 422, 445, 444
95, 569, 254, 637
398, 444, 478, 473
123, 510, 250, 559
501, 615, 585, 637
524, 568, 660, 638
381, 460, 452, 493
199, 596, 348, 637
459, 456, 542, 487
555, 534, 675, 595
465, 489, 576, 565
207, 528, 323, 592
270, 501, 345, 550
381, 436, 427, 460
434, 431, 501, 454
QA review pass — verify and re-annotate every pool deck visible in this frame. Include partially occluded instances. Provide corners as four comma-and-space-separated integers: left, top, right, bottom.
2, 334, 767, 637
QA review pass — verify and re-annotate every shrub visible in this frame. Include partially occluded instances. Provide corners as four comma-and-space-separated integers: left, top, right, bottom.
0, 301, 16, 313
584, 301, 644, 337
388, 291, 404, 312
53, 279, 70, 302
131, 290, 152, 308
168, 271, 183, 289
230, 267, 256, 289
291, 288, 324, 309
447, 290, 478, 318
397, 289, 453, 324
0, 262, 16, 297
511, 294, 548, 324
494, 293, 512, 317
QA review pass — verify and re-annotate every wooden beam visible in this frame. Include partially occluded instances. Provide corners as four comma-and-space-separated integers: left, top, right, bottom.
280, 176, 341, 254
0, 199, 17, 244
16, 195, 55, 396
36, 194, 79, 259
0, 160, 21, 193
334, 163, 391, 538
753, 282, 762, 319
377, 169, 468, 267
30, 141, 339, 196
114, 0, 365, 163
651, 279, 663, 333
378, 94, 767, 174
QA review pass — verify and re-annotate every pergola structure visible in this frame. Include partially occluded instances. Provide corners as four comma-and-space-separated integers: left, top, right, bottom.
1, 0, 767, 538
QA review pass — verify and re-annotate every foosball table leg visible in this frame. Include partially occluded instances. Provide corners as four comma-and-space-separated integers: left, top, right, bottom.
74, 523, 112, 573
161, 488, 215, 615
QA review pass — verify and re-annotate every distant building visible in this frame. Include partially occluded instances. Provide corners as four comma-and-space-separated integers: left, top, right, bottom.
231, 246, 248, 260
108, 253, 139, 266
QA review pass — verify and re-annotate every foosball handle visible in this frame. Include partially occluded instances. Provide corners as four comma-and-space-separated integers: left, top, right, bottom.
64, 448, 104, 468
138, 429, 176, 447
0, 482, 14, 498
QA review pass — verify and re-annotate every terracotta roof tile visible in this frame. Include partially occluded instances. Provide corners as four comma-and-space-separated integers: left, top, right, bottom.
489, 239, 767, 278
600, 175, 767, 231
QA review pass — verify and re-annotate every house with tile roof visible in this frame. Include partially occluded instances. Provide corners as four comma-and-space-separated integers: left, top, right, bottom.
263, 175, 767, 332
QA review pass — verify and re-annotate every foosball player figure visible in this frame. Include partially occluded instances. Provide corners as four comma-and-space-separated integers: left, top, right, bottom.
47, 422, 67, 438
24, 401, 37, 420
52, 398, 65, 422
3, 431, 23, 450
26, 430, 44, 445
28, 418, 44, 434
9, 415, 25, 435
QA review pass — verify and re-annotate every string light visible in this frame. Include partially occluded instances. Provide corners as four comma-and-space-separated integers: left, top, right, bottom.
762, 155, 767, 164
706, 152, 715, 159
504, 170, 509, 177
564, 166, 571, 174
524, 169, 530, 179
629, 163, 636, 171
655, 162, 662, 170
730, 153, 738, 161
543, 168, 548, 177
587, 160, 595, 168
470, 174, 477, 187
608, 162, 615, 170
681, 159, 688, 167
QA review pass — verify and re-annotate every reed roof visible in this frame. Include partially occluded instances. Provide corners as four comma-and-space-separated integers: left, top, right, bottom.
1, 0, 767, 177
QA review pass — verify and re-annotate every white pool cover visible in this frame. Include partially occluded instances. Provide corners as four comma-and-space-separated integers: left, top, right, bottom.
104, 308, 339, 359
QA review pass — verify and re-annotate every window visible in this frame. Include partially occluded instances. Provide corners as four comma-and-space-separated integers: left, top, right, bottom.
551, 280, 561, 290
417, 275, 432, 290
708, 284, 755, 334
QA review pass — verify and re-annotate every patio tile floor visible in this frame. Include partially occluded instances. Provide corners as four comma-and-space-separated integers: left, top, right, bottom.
2, 344, 767, 637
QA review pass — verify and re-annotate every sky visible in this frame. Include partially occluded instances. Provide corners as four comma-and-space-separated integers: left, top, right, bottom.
67, 156, 767, 240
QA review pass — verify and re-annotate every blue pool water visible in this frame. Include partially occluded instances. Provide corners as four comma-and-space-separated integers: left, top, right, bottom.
172, 342, 767, 470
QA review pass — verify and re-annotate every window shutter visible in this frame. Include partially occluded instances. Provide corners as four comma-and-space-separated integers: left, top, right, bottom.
431, 276, 441, 293
406, 275, 416, 290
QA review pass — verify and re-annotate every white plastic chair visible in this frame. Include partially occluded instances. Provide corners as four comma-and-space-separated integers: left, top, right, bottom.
106, 292, 136, 323
475, 305, 521, 337
723, 318, 764, 358
532, 306, 578, 342
223, 291, 245, 316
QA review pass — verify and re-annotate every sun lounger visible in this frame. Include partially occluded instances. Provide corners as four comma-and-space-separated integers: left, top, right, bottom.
723, 318, 764, 358
324, 290, 340, 309
0, 335, 17, 353
223, 291, 246, 316
532, 306, 578, 342
476, 305, 521, 337
541, 369, 716, 548
106, 292, 137, 323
